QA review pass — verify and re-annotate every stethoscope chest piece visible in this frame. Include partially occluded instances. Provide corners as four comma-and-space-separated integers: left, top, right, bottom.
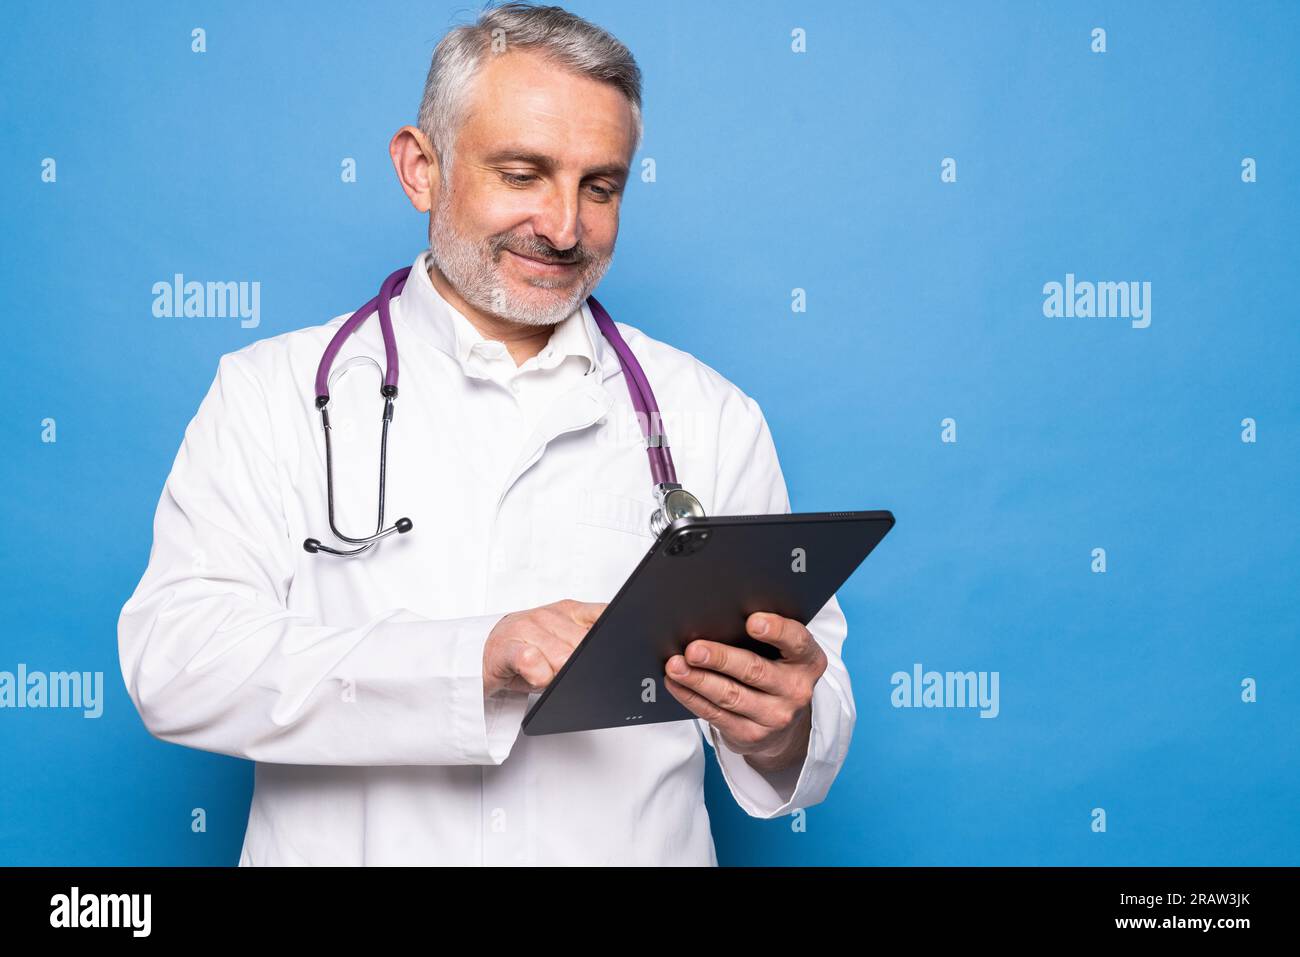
649, 483, 706, 538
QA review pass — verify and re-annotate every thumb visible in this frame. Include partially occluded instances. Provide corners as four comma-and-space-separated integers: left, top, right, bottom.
570, 601, 608, 627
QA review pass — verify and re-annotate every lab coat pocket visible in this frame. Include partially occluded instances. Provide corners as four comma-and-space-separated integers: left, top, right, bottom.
571, 487, 658, 602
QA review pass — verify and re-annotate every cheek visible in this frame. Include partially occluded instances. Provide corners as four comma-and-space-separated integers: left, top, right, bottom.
448, 182, 533, 238
581, 209, 619, 252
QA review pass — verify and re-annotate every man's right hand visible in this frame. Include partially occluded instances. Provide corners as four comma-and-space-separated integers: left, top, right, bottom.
483, 599, 608, 698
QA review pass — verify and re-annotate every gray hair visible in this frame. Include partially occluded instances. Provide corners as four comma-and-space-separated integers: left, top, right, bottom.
416, 2, 643, 181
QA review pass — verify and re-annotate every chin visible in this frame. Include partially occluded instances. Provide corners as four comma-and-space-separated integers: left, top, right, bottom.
502, 294, 581, 326
487, 280, 574, 323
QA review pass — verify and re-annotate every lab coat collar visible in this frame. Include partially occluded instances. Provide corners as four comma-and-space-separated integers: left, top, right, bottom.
398, 249, 616, 381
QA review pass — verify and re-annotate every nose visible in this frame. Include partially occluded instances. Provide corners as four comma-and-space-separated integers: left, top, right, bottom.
530, 178, 582, 253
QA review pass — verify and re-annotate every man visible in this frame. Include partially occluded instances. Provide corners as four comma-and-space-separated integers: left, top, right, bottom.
118, 1, 856, 866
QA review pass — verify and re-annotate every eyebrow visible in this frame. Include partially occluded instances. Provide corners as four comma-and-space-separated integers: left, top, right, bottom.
482, 148, 629, 180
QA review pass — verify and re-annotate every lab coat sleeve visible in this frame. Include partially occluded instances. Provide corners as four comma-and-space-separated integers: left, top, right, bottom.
697, 390, 857, 818
117, 352, 532, 767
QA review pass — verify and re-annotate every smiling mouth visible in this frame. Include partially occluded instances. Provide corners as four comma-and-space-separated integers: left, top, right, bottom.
505, 248, 580, 271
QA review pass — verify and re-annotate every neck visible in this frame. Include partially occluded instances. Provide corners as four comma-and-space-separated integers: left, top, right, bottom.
426, 261, 553, 367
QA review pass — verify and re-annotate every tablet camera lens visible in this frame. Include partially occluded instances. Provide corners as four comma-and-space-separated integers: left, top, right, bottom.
665, 527, 711, 556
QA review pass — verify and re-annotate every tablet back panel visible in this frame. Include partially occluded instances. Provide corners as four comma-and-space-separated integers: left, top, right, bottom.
522, 510, 894, 736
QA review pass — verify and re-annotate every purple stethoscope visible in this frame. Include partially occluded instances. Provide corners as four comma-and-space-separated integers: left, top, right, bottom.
303, 265, 706, 556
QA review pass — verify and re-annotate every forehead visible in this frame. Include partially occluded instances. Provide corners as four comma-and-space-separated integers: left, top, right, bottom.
457, 48, 636, 166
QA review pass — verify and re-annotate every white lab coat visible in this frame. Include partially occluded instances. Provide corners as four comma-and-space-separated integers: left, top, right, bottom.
117, 249, 856, 865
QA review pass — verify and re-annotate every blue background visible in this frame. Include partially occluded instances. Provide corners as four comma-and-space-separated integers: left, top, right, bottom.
2, 0, 1296, 865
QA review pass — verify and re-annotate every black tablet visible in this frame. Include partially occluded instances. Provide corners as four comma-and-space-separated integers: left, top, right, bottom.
521, 509, 895, 736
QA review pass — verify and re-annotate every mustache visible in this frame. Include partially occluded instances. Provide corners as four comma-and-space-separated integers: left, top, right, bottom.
493, 233, 588, 266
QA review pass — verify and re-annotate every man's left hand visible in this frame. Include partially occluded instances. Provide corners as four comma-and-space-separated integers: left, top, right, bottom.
663, 611, 827, 773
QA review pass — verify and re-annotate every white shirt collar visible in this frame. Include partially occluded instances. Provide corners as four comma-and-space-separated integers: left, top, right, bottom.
398, 248, 606, 378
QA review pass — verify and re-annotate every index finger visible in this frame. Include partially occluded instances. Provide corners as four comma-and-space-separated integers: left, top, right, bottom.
746, 612, 816, 662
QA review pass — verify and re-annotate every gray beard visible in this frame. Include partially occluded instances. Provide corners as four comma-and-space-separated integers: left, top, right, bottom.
427, 192, 612, 327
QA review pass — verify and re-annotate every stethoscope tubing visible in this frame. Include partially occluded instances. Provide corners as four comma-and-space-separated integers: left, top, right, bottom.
314, 266, 410, 402
305, 264, 698, 555
586, 296, 676, 487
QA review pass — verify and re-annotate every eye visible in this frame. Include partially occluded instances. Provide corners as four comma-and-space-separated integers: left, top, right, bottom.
586, 182, 619, 201
501, 172, 537, 186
